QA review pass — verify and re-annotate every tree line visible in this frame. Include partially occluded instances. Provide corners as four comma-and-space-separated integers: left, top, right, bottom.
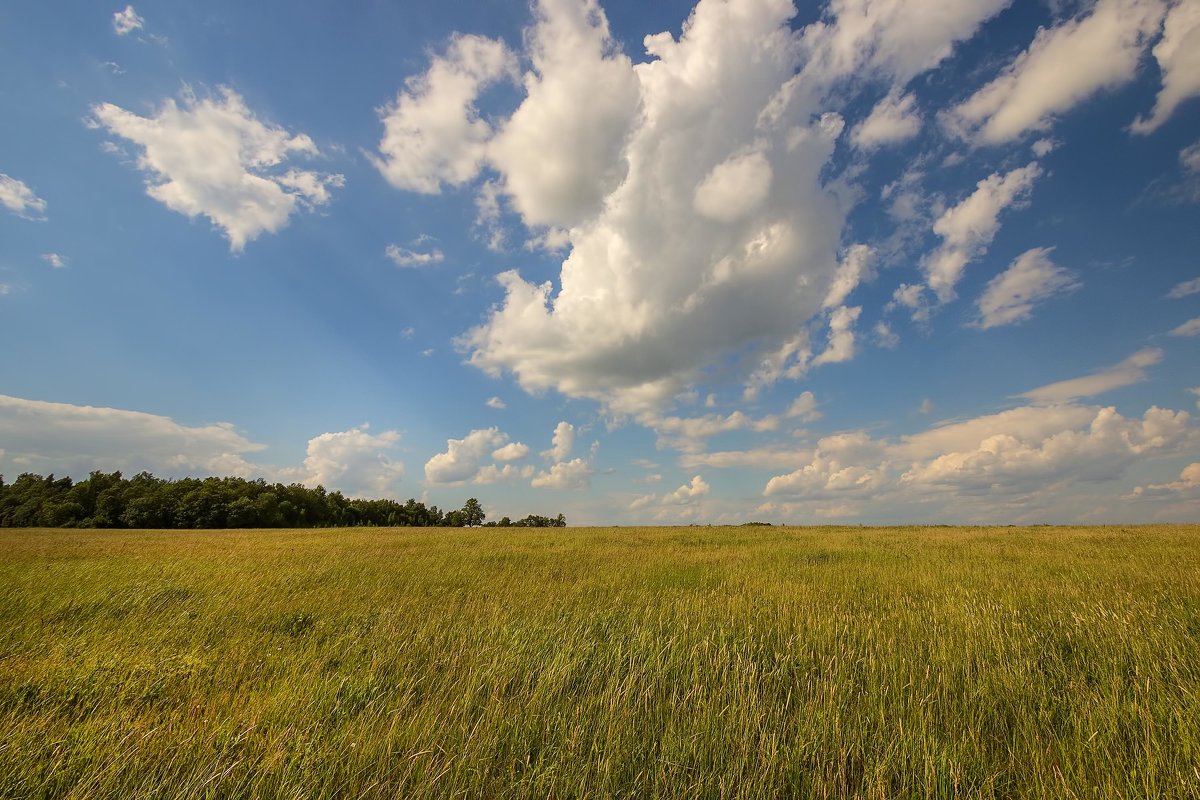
0, 471, 566, 530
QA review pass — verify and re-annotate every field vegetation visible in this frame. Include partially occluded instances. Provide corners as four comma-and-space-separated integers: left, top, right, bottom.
1, 524, 1198, 798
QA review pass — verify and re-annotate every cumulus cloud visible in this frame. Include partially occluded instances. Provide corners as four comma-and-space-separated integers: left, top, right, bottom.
0, 173, 48, 220
41, 253, 67, 269
488, 0, 640, 228
1021, 347, 1162, 403
486, 396, 507, 409
661, 475, 711, 505
385, 243, 444, 267
823, 244, 874, 309
1126, 462, 1200, 498
764, 432, 886, 497
974, 247, 1080, 328
0, 394, 266, 478
424, 427, 508, 484
112, 5, 144, 36
812, 305, 861, 366
0, 394, 411, 497
798, 0, 1012, 90
785, 391, 821, 421
476, 463, 535, 484
898, 405, 1193, 493
542, 420, 575, 462
531, 457, 592, 489
492, 441, 530, 461
922, 163, 1042, 304
1169, 317, 1200, 336
381, 0, 1020, 415
92, 87, 343, 250
295, 426, 405, 499
464, 1, 851, 414
945, 0, 1166, 143
371, 35, 517, 193
1132, 0, 1200, 134
763, 402, 1197, 500
851, 91, 921, 150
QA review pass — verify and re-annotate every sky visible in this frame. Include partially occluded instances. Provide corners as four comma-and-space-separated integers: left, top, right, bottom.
1, 0, 1198, 525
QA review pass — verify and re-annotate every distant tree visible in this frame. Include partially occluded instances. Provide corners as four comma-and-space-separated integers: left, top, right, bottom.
461, 498, 485, 527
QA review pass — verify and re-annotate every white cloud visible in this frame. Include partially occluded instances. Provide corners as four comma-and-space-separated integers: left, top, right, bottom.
0, 173, 48, 220
1169, 317, 1200, 336
946, 0, 1166, 143
371, 35, 516, 194
812, 305, 861, 366
922, 163, 1042, 304
874, 320, 900, 348
464, 1, 850, 414
661, 475, 710, 505
488, 0, 640, 228
1182, 140, 1200, 172
542, 420, 575, 462
41, 253, 67, 269
975, 247, 1080, 328
531, 457, 592, 489
1132, 0, 1200, 134
629, 493, 657, 510
112, 5, 144, 36
1021, 347, 1162, 403
0, 284, 11, 297
898, 405, 1193, 493
798, 0, 1012, 90
851, 90, 921, 150
1166, 276, 1200, 298
0, 394, 266, 478
424, 427, 508, 484
680, 446, 813, 471
1031, 138, 1059, 157
93, 87, 342, 250
367, 34, 513, 194
693, 150, 774, 223
785, 391, 821, 422
643, 410, 780, 454
1127, 462, 1200, 498
823, 244, 874, 309
492, 441, 529, 461
296, 426, 405, 499
385, 243, 444, 268
763, 402, 1197, 500
475, 463, 535, 484
764, 432, 887, 497
486, 396, 506, 409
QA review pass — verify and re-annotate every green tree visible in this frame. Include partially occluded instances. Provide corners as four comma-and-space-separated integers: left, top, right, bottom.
461, 498, 485, 527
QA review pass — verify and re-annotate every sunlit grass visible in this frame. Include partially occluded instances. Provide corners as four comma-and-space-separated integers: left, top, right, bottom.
2, 525, 1198, 798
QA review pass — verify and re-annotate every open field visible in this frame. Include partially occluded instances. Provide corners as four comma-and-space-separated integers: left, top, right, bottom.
1, 525, 1198, 799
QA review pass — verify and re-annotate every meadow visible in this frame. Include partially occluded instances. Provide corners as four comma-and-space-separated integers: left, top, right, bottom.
1, 524, 1198, 798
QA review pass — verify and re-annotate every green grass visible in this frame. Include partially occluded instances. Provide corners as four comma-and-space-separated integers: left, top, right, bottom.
1, 525, 1198, 798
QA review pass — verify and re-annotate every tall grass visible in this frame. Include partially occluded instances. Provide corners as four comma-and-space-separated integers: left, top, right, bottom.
1, 525, 1198, 798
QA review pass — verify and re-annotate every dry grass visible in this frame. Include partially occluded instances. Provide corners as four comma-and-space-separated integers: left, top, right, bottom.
1, 524, 1198, 798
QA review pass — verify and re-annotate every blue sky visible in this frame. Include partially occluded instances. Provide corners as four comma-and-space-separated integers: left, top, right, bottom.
1, 0, 1198, 524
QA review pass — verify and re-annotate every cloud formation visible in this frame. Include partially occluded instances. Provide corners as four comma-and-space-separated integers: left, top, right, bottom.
93, 87, 343, 250
372, 35, 517, 193
945, 0, 1165, 143
1132, 0, 1200, 134
921, 163, 1042, 305
974, 247, 1080, 329
112, 5, 144, 36
0, 173, 48, 220
1021, 348, 1162, 403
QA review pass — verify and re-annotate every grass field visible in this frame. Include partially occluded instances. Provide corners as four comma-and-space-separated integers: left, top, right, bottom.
1, 525, 1198, 798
